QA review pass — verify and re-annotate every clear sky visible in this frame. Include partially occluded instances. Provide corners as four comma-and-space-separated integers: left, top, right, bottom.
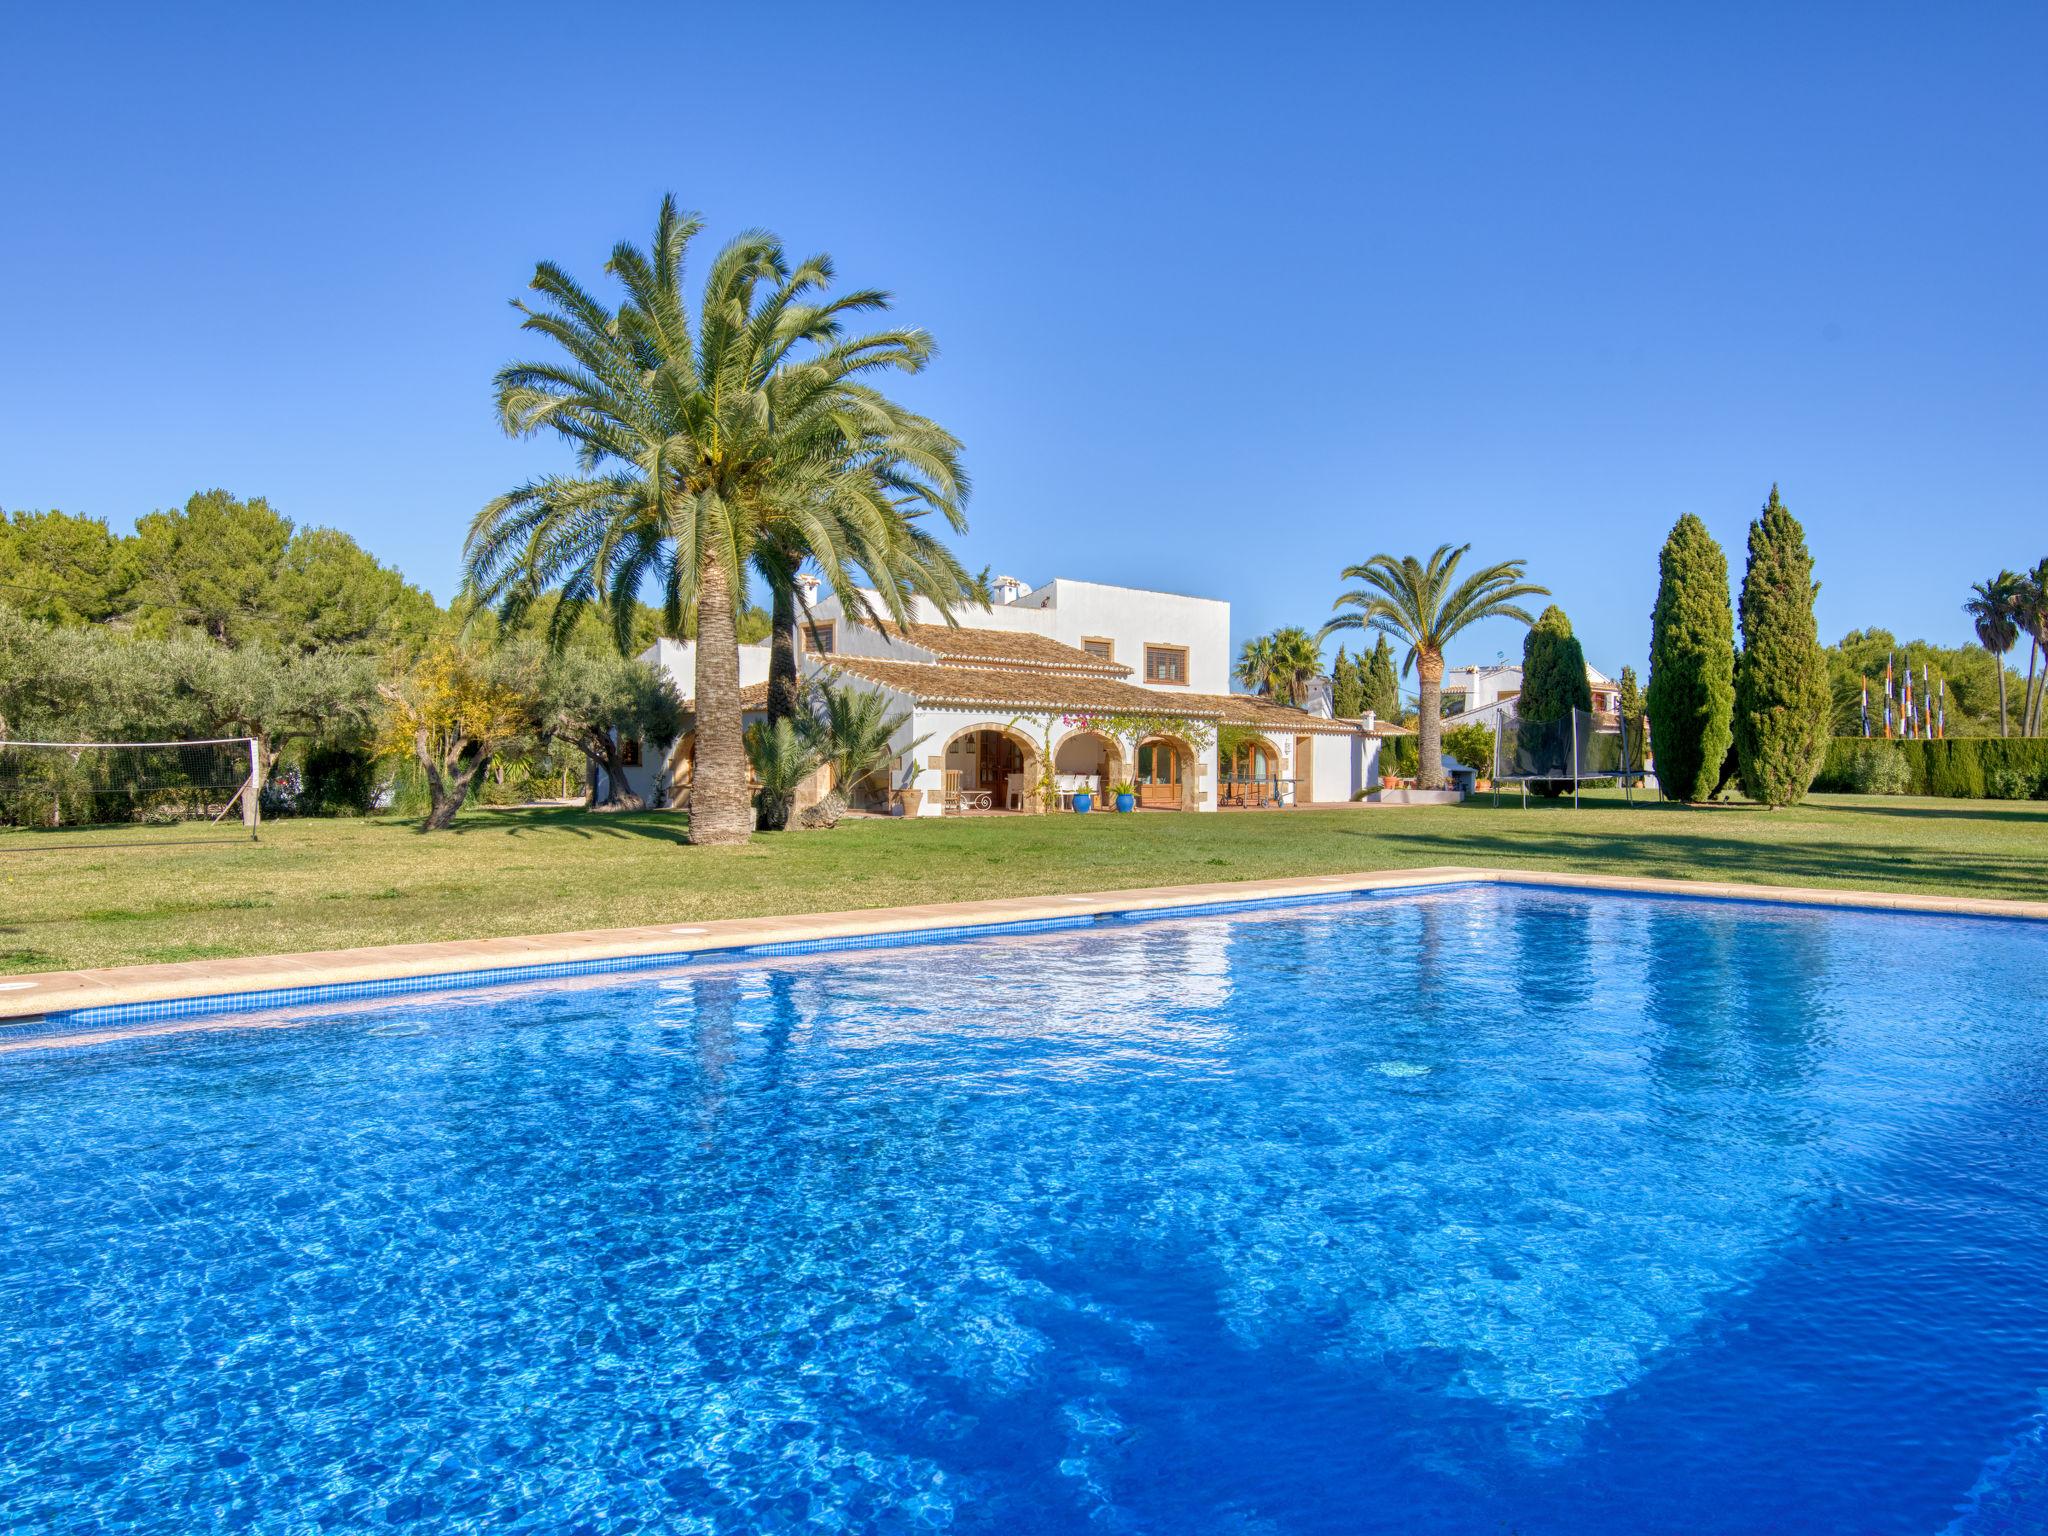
4, 2, 2042, 679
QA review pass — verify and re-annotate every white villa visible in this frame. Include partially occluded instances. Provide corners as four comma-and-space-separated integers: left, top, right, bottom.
614, 575, 1407, 815
1440, 660, 1623, 733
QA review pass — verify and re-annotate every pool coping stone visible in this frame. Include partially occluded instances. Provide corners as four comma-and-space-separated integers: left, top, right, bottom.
6, 865, 2046, 1032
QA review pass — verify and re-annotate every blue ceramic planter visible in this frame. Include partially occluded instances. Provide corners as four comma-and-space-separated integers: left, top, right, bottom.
1115, 793, 1136, 813
1072, 793, 1094, 814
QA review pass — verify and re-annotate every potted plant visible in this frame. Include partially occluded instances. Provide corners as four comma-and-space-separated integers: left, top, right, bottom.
1113, 779, 1137, 813
895, 758, 925, 818
1072, 787, 1094, 814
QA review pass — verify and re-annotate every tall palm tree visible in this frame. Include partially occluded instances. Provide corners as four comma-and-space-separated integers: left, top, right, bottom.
1320, 545, 1547, 789
1965, 571, 2022, 737
2021, 561, 2048, 737
465, 197, 964, 844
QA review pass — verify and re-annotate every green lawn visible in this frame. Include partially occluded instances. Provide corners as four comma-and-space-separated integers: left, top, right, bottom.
4, 793, 2045, 974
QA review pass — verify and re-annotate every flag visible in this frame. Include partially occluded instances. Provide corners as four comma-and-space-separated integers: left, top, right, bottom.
1860, 678, 1871, 738
1937, 676, 1947, 739
1884, 656, 1895, 739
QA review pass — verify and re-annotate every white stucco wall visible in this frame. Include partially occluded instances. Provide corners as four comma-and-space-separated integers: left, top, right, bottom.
1011, 579, 1233, 696
640, 638, 773, 698
807, 577, 1233, 697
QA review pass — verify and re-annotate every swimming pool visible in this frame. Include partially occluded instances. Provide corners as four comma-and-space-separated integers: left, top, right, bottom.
5, 883, 2047, 1533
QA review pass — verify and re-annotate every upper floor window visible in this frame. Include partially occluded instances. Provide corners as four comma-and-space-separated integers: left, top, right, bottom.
1144, 644, 1188, 685
619, 736, 643, 767
804, 621, 835, 654
1082, 637, 1115, 662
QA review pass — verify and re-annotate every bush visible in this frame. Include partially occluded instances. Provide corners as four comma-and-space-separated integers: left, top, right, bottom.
298, 744, 379, 816
1850, 743, 1910, 795
1814, 736, 2048, 797
1442, 723, 1497, 775
1987, 765, 2038, 801
1381, 734, 1418, 778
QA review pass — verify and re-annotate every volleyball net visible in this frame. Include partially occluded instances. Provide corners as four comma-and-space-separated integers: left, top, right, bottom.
0, 738, 262, 849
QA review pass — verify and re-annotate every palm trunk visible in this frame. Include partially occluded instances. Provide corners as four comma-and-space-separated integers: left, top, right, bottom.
767, 548, 802, 726
688, 554, 754, 845
796, 786, 848, 830
1996, 652, 2009, 738
1416, 650, 1447, 790
2032, 632, 2048, 736
2025, 639, 2039, 737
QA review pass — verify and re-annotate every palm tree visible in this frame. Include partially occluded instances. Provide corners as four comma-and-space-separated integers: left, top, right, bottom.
798, 678, 928, 828
2019, 560, 2048, 737
1320, 545, 1547, 789
756, 432, 978, 728
1233, 626, 1323, 705
1965, 571, 2022, 737
465, 197, 964, 844
744, 716, 822, 833
1234, 634, 1279, 696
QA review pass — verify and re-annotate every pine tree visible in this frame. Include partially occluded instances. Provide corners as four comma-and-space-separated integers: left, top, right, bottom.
1733, 486, 1831, 806
1361, 634, 1401, 721
1646, 514, 1735, 802
1331, 646, 1366, 717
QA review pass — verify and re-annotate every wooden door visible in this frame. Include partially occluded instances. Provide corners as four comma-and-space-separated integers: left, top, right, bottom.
1137, 741, 1182, 809
1294, 736, 1312, 804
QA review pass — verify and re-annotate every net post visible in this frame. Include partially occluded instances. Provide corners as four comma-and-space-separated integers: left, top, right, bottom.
244, 738, 262, 840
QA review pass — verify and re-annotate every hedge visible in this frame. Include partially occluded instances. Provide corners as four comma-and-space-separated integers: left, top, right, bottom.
1812, 737, 2048, 797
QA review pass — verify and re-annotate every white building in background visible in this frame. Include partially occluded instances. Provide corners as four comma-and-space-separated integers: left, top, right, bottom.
613, 575, 1408, 815
1440, 660, 1623, 732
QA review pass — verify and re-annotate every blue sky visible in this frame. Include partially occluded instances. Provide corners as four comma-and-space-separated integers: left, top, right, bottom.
3, 3, 2042, 679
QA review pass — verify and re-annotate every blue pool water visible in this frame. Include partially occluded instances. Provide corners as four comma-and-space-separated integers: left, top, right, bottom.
5, 885, 2048, 1534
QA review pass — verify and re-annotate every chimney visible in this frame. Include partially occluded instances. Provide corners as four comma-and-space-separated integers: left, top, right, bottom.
991, 574, 1028, 605
794, 573, 821, 608
1363, 710, 1376, 730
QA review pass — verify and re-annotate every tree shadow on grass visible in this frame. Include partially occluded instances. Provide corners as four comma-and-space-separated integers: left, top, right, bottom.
369, 807, 700, 845
1803, 799, 2048, 826
1358, 825, 2048, 901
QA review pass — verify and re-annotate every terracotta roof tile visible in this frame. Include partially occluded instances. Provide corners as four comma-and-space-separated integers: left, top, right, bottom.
866, 621, 1132, 676
1179, 692, 1407, 736
817, 656, 1223, 716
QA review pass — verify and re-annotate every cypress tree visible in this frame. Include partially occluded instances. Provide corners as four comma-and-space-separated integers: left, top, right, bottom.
1362, 634, 1401, 720
1516, 605, 1592, 794
1519, 605, 1593, 725
1331, 646, 1366, 717
1733, 486, 1831, 806
1646, 514, 1735, 802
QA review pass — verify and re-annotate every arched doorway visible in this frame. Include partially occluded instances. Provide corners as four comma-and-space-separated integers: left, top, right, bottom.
1135, 737, 1190, 810
1053, 729, 1121, 809
941, 725, 1038, 811
1221, 736, 1283, 807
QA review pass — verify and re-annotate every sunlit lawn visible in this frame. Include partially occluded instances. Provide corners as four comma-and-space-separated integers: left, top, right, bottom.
4, 792, 2045, 974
